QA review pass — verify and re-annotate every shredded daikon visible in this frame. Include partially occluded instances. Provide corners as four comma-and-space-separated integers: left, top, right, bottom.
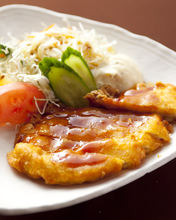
0, 22, 143, 113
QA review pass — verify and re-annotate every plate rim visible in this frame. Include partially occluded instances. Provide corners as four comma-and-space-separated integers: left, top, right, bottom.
0, 4, 176, 216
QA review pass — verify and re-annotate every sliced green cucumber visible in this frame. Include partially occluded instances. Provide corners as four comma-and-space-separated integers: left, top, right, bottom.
48, 66, 89, 107
39, 57, 61, 77
62, 47, 96, 91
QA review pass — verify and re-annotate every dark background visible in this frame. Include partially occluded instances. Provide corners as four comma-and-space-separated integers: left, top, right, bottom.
0, 0, 176, 219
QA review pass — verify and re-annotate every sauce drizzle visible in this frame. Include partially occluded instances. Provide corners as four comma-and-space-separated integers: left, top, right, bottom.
16, 107, 150, 167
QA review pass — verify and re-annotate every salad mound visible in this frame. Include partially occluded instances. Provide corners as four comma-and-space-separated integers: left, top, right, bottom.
0, 23, 142, 101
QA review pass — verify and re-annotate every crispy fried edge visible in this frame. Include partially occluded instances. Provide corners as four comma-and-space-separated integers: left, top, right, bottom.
7, 143, 123, 185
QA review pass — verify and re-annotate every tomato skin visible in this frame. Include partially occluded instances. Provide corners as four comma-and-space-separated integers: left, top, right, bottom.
0, 82, 45, 126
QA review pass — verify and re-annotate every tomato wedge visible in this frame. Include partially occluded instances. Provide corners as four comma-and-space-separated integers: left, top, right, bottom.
0, 82, 45, 126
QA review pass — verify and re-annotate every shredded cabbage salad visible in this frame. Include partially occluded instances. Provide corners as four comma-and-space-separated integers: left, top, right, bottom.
0, 23, 118, 101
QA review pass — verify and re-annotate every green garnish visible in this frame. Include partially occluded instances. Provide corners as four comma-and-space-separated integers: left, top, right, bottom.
62, 47, 96, 91
39, 47, 96, 107
48, 66, 89, 107
38, 57, 61, 77
0, 44, 11, 58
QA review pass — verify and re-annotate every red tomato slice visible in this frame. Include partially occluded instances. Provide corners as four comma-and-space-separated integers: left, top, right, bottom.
0, 82, 45, 126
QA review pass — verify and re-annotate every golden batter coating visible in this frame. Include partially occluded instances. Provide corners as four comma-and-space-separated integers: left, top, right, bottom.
85, 82, 176, 119
8, 143, 122, 185
7, 107, 170, 184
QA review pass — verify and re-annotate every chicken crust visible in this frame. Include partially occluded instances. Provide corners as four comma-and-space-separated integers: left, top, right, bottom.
7, 143, 123, 185
85, 82, 176, 119
7, 107, 170, 184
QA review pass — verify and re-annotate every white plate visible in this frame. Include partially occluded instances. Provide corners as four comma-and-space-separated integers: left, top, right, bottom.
1, 4, 176, 216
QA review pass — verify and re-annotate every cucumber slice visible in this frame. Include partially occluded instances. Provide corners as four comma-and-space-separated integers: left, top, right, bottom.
39, 57, 61, 77
62, 47, 96, 91
48, 66, 89, 107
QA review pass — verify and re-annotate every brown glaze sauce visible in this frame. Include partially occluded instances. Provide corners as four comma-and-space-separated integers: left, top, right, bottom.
124, 87, 154, 96
16, 107, 149, 167
52, 150, 107, 168
119, 86, 159, 105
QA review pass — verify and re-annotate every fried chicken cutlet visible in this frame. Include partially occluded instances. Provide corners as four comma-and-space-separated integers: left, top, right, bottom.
85, 82, 176, 119
7, 107, 170, 185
